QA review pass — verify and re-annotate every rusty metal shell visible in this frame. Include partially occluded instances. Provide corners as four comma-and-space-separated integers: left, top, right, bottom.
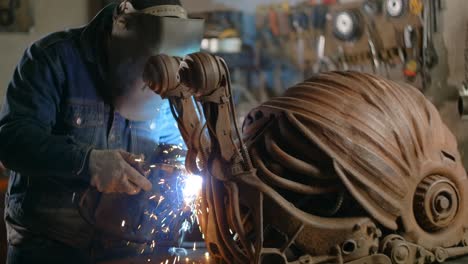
244, 72, 468, 249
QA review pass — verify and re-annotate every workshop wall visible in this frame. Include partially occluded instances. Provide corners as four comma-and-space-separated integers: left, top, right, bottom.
184, 0, 468, 87
0, 0, 89, 106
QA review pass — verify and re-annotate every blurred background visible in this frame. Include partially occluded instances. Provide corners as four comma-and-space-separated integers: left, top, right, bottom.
1, 0, 468, 263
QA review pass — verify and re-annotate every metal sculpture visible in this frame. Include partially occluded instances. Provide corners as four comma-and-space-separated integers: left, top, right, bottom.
144, 52, 468, 264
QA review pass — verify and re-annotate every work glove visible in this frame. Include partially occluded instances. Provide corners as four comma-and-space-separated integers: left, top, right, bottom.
89, 149, 152, 195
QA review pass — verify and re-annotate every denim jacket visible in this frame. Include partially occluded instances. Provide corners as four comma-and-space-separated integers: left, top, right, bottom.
0, 4, 182, 248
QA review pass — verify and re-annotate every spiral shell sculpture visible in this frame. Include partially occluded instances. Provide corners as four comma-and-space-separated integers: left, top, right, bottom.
243, 71, 468, 254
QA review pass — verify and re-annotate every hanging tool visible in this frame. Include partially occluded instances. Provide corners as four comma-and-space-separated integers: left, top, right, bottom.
337, 46, 349, 71
255, 6, 268, 29
278, 2, 290, 37
255, 6, 269, 67
257, 5, 282, 60
312, 4, 328, 34
362, 11, 386, 75
422, 0, 449, 103
290, 10, 310, 31
313, 35, 337, 73
423, 0, 439, 70
311, 4, 336, 73
410, 0, 423, 15
368, 37, 381, 74
291, 11, 307, 71
268, 7, 280, 37
402, 25, 420, 81
290, 7, 311, 71
363, 0, 383, 16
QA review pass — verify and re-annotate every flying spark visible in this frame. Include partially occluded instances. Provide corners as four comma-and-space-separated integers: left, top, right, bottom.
121, 145, 206, 262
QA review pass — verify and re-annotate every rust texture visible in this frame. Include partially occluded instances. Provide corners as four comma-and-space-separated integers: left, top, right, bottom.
144, 54, 468, 264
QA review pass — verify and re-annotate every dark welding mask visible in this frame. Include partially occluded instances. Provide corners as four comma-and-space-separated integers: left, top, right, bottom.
110, 2, 204, 121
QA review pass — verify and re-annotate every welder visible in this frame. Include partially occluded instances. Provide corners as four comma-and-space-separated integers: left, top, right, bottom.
0, 0, 203, 263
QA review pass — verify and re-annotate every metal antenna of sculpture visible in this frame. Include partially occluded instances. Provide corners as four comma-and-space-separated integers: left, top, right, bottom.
144, 52, 468, 264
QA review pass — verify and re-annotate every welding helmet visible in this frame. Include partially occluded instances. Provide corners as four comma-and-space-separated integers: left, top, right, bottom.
110, 0, 204, 121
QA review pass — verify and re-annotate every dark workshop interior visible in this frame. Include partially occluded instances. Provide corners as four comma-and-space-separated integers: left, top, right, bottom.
1, 0, 468, 263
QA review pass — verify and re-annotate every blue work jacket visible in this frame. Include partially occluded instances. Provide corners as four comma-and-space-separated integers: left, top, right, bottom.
0, 4, 182, 248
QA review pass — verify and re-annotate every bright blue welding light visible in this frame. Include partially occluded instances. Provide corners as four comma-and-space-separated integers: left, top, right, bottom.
182, 174, 203, 205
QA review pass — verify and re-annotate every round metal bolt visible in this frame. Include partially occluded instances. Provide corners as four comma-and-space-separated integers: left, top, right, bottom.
394, 246, 409, 262
435, 195, 450, 212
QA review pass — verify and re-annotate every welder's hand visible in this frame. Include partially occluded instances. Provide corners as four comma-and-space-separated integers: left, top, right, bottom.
88, 150, 153, 195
